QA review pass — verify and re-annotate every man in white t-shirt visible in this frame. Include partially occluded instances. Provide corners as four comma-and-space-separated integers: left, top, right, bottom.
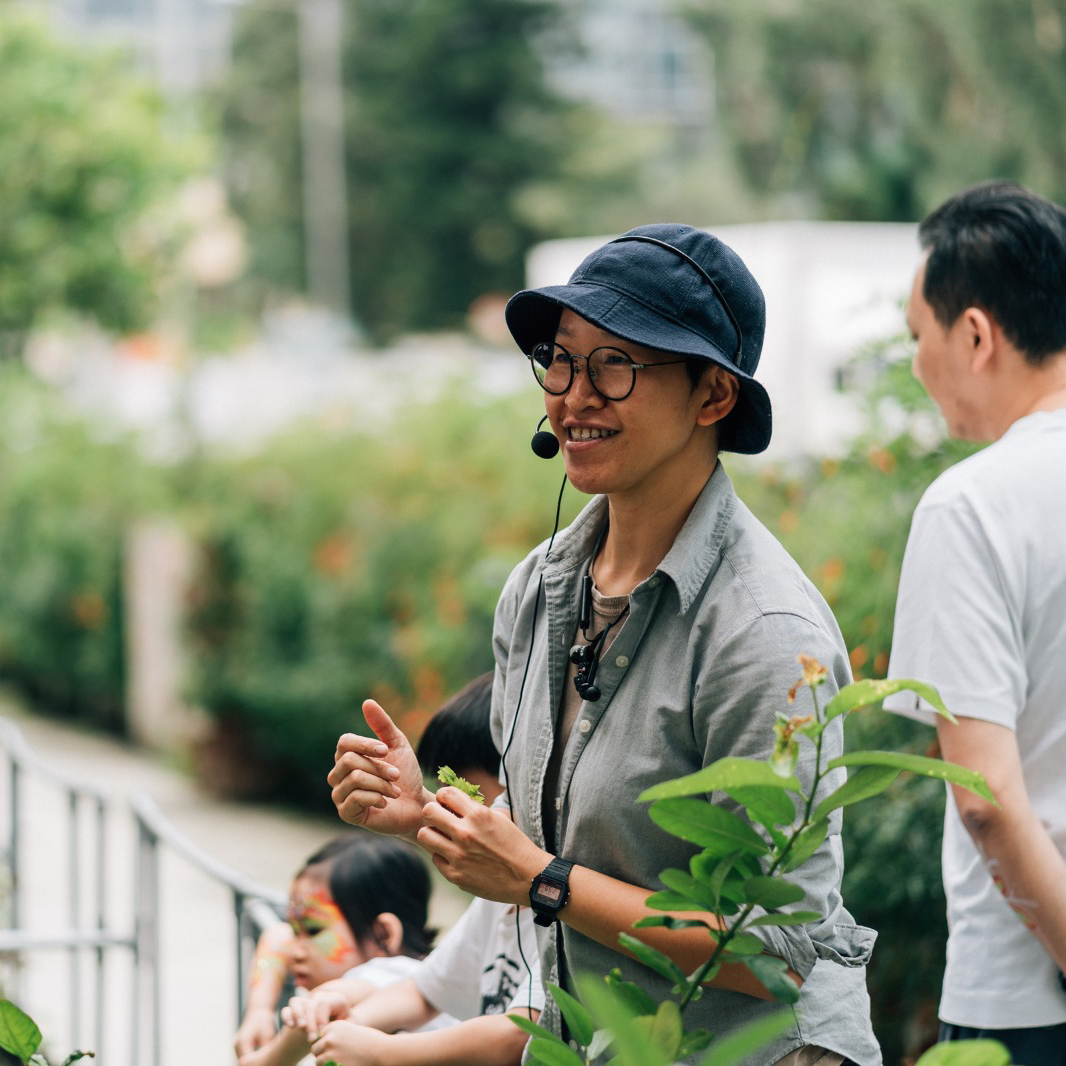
885, 180, 1066, 1065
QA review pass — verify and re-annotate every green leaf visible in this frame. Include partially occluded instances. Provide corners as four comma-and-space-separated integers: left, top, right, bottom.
747, 911, 822, 928
577, 975, 671, 1066
823, 678, 953, 722
588, 1028, 615, 1059
660, 867, 725, 910
828, 751, 996, 804
698, 1009, 795, 1066
913, 1040, 1011, 1066
604, 970, 657, 1016
617, 933, 688, 989
691, 848, 762, 883
59, 1055, 95, 1066
648, 1000, 683, 1061
781, 820, 829, 873
436, 765, 485, 802
649, 798, 769, 855
740, 955, 801, 1005
634, 915, 713, 933
645, 889, 713, 912
527, 1036, 586, 1066
720, 931, 765, 955
727, 785, 798, 828
547, 983, 595, 1048
678, 1028, 715, 1059
641, 758, 799, 801
741, 876, 805, 908
510, 1013, 565, 1045
0, 1000, 43, 1060
811, 765, 901, 822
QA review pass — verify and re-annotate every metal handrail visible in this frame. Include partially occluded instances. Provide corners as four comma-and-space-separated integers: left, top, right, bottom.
1, 716, 286, 1066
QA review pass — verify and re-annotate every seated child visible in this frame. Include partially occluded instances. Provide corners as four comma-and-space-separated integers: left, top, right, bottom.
261, 673, 544, 1066
235, 834, 435, 1064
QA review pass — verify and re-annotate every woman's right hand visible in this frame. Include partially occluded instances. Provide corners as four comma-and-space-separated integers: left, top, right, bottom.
328, 700, 432, 840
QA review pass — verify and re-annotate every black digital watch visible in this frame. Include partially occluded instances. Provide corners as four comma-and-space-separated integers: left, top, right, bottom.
529, 857, 574, 927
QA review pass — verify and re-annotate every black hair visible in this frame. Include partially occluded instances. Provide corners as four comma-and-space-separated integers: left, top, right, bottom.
919, 180, 1066, 366
415, 672, 498, 779
300, 834, 435, 959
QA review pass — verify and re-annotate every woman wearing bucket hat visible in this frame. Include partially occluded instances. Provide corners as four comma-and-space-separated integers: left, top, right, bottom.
329, 225, 881, 1064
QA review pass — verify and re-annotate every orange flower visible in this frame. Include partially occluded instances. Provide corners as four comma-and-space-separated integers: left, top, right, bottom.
70, 591, 107, 631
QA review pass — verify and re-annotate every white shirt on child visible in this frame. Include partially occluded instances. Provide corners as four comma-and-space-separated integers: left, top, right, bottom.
414, 897, 544, 1021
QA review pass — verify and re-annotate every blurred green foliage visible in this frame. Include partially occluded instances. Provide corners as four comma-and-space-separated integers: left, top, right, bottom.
686, 0, 1066, 220
180, 382, 577, 805
218, 0, 584, 341
0, 369, 168, 730
0, 10, 206, 358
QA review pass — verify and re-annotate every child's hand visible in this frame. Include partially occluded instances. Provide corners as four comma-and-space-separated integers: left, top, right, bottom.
282, 986, 351, 1036
311, 1020, 389, 1066
235, 1004, 279, 1057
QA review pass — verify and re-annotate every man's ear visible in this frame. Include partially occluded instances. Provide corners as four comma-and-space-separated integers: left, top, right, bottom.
373, 912, 405, 956
962, 306, 996, 374
696, 366, 739, 427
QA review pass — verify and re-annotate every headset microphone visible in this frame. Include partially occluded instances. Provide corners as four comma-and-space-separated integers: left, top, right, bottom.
531, 415, 560, 459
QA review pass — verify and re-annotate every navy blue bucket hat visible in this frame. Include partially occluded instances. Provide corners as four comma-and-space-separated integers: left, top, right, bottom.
505, 223, 771, 454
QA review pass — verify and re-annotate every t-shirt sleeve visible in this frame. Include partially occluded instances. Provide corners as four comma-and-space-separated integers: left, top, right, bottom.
414, 899, 544, 1020
885, 497, 1024, 730
414, 899, 484, 1021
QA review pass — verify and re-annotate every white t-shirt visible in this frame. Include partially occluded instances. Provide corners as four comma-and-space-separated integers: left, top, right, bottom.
415, 897, 544, 1021
343, 954, 456, 1032
885, 409, 1066, 1028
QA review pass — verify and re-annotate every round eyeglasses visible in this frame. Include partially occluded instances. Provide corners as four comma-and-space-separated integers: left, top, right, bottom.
529, 342, 691, 402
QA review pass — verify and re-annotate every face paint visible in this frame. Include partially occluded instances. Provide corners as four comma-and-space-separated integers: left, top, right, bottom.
287, 874, 364, 988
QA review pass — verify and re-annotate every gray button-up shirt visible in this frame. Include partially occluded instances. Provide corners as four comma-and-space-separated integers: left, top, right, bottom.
491, 464, 881, 1064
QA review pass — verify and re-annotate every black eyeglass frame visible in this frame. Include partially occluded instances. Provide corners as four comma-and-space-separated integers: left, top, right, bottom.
528, 342, 691, 402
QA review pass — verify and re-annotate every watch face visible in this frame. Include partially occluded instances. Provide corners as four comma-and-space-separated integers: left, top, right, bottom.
535, 878, 565, 904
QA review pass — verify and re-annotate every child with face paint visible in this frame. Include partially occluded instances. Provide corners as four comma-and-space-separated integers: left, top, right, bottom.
241, 674, 542, 1066
235, 835, 435, 1063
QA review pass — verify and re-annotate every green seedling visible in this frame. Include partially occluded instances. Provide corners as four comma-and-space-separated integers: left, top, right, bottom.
437, 765, 484, 803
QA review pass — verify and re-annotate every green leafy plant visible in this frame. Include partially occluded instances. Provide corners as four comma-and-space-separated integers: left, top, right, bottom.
437, 765, 484, 803
0, 1000, 92, 1066
511, 657, 1006, 1066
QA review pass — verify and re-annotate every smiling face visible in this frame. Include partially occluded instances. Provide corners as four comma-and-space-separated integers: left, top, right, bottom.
286, 872, 367, 989
543, 310, 733, 506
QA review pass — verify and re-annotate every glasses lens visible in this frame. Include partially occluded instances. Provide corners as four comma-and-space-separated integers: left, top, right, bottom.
588, 347, 635, 400
531, 343, 572, 394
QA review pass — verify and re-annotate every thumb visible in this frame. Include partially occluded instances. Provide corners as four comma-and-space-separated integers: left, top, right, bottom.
362, 699, 406, 749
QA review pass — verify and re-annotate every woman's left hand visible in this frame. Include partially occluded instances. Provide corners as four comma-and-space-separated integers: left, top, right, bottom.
417, 790, 552, 904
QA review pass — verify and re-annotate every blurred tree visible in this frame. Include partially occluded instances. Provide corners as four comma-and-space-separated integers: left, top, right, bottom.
220, 0, 582, 341
685, 0, 1066, 220
0, 11, 204, 359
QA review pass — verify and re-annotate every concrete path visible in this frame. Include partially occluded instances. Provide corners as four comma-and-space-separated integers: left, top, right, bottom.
0, 691, 467, 1066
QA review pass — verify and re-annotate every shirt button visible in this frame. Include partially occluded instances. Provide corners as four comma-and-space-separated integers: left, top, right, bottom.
555, 796, 562, 811
570, 1040, 579, 1050
648, 576, 660, 588
615, 654, 629, 668
578, 718, 591, 734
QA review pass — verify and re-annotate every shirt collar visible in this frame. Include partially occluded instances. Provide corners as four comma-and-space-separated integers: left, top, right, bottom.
544, 462, 738, 615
